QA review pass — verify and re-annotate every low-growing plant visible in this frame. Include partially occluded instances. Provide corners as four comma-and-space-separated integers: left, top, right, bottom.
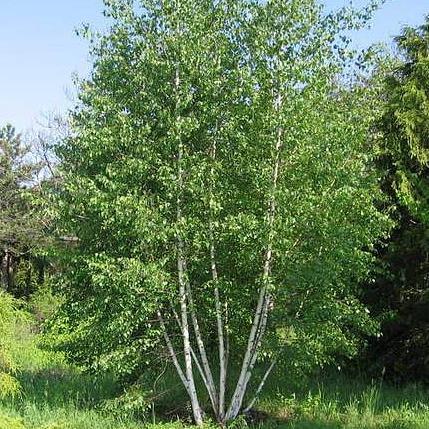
0, 413, 25, 429
0, 291, 26, 399
29, 282, 62, 325
101, 382, 152, 419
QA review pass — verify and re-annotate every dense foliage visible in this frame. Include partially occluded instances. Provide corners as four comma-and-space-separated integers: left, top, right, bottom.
0, 125, 45, 296
45, 0, 391, 423
365, 17, 429, 383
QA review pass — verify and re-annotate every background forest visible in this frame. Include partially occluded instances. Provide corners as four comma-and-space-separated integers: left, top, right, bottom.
1, 1, 429, 428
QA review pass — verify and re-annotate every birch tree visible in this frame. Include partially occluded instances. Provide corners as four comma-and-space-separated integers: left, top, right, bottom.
48, 0, 390, 424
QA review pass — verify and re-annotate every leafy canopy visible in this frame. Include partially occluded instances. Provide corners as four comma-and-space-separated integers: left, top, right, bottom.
47, 0, 390, 418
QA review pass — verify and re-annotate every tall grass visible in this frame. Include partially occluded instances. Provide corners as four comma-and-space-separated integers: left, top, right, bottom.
257, 369, 429, 428
1, 318, 428, 428
1, 318, 141, 429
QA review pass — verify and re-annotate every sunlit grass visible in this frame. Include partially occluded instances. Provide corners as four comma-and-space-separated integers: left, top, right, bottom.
1, 319, 428, 428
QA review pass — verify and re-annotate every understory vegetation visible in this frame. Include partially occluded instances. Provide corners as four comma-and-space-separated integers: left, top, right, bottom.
1, 316, 429, 429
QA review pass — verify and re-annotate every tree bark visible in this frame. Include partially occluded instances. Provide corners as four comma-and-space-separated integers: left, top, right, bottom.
157, 310, 191, 397
243, 359, 277, 413
209, 127, 228, 422
174, 66, 203, 426
225, 287, 267, 420
172, 305, 218, 413
186, 281, 218, 413
225, 92, 283, 421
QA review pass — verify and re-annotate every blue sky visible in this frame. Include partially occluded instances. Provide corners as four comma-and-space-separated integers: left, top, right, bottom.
1, 0, 428, 132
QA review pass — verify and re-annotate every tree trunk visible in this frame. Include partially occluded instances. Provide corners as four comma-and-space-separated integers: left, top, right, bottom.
243, 359, 277, 413
186, 281, 218, 413
157, 310, 192, 397
226, 92, 283, 421
175, 66, 203, 426
1, 248, 12, 291
209, 127, 228, 422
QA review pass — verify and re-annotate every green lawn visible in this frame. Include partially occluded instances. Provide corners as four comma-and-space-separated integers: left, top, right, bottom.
1, 321, 428, 429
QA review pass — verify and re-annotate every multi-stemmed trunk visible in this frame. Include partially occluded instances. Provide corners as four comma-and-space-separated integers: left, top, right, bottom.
174, 65, 203, 425
157, 82, 283, 424
225, 91, 283, 422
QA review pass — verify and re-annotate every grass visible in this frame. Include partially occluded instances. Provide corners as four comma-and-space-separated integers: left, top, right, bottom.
256, 371, 429, 429
1, 319, 428, 429
1, 320, 142, 429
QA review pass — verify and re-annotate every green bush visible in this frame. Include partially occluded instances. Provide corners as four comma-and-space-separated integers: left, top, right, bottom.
0, 290, 26, 398
101, 382, 151, 419
0, 373, 21, 400
29, 283, 62, 325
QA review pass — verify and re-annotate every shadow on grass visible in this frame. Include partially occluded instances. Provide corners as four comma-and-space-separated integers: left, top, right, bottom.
274, 419, 342, 429
5, 320, 120, 412
5, 329, 429, 429
9, 368, 119, 410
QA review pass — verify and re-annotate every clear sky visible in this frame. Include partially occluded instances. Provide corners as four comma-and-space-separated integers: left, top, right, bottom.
1, 0, 428, 132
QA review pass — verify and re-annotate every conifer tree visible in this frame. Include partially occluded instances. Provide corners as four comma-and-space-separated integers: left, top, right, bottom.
367, 17, 429, 382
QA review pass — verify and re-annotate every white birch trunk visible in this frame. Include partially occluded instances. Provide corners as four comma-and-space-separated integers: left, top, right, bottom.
171, 307, 209, 385
214, 278, 227, 421
239, 294, 271, 405
174, 66, 203, 426
225, 92, 283, 421
209, 128, 228, 422
185, 282, 219, 413
173, 303, 220, 414
225, 286, 267, 420
243, 360, 277, 413
157, 310, 191, 396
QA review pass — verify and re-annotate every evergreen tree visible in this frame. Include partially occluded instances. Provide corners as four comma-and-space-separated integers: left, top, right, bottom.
365, 17, 429, 383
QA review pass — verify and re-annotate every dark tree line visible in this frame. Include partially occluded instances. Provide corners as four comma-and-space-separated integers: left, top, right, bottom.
363, 17, 429, 383
0, 125, 47, 297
